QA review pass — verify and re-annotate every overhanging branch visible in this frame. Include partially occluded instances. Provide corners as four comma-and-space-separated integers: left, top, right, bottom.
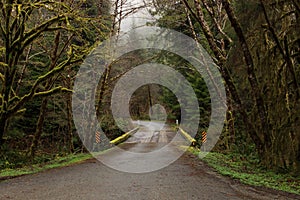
33, 87, 72, 98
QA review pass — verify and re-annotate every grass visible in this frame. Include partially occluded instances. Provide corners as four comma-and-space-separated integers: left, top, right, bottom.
188, 147, 300, 195
0, 146, 116, 180
0, 153, 93, 180
0, 128, 141, 180
2, 144, 299, 196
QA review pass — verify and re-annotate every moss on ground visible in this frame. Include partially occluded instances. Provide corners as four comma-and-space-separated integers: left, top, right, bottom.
188, 148, 300, 195
0, 153, 93, 180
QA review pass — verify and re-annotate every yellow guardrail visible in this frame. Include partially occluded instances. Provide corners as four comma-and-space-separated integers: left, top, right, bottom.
110, 127, 139, 145
178, 127, 197, 147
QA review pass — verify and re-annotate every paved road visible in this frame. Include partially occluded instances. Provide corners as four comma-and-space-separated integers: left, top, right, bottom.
96, 121, 189, 173
0, 121, 299, 200
126, 121, 171, 144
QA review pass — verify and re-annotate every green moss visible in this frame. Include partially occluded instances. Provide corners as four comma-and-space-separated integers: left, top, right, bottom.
0, 153, 92, 179
189, 149, 300, 195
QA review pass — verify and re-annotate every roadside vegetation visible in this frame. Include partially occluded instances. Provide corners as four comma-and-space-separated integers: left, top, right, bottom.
188, 147, 300, 195
0, 153, 92, 180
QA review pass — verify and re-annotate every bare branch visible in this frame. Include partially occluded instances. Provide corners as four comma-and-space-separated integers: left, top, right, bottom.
202, 0, 232, 43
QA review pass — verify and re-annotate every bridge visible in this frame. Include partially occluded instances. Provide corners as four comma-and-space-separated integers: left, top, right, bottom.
0, 121, 295, 199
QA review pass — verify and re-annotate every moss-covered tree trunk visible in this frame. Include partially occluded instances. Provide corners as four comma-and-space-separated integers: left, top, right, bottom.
181, 0, 264, 153
66, 84, 74, 153
28, 23, 61, 158
223, 0, 272, 159
225, 0, 300, 172
0, 1, 91, 148
28, 98, 48, 159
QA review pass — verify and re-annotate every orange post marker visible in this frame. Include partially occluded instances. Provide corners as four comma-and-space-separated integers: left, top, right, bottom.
95, 131, 101, 144
202, 131, 207, 143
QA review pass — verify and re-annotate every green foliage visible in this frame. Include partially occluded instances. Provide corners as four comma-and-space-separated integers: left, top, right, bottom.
0, 153, 93, 179
191, 150, 300, 195
152, 0, 300, 173
0, 145, 29, 169
99, 115, 124, 139
0, 0, 113, 168
155, 51, 211, 139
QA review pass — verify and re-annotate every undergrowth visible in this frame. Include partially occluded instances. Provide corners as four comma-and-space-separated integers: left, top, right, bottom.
189, 148, 300, 195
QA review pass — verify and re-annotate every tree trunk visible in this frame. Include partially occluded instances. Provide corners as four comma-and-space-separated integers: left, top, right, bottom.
66, 90, 74, 153
28, 98, 48, 159
222, 0, 272, 158
148, 85, 153, 115
0, 115, 8, 146
182, 0, 264, 151
226, 94, 235, 147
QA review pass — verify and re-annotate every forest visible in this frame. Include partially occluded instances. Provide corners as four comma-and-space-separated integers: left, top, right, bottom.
0, 0, 299, 179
